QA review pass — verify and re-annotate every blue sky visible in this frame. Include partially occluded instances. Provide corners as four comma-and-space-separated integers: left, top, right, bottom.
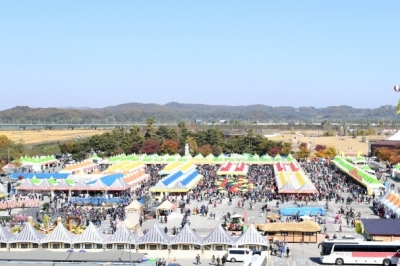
0, 1, 399, 110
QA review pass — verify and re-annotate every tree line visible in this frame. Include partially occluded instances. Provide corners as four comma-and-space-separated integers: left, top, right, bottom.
58, 119, 337, 161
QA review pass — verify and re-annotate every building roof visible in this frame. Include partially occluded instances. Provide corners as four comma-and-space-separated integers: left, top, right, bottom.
0, 225, 15, 243
104, 223, 139, 244
361, 218, 400, 236
371, 140, 400, 146
41, 222, 77, 244
256, 220, 321, 233
73, 179, 89, 190
11, 173, 70, 179
235, 224, 269, 246
73, 222, 106, 244
107, 178, 129, 191
54, 178, 73, 190
9, 223, 46, 244
0, 250, 145, 263
202, 224, 235, 245
169, 224, 203, 245
137, 224, 171, 245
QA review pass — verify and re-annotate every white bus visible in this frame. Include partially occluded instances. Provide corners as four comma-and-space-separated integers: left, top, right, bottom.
319, 239, 400, 265
242, 254, 267, 266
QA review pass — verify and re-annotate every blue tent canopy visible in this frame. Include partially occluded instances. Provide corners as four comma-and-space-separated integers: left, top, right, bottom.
87, 174, 124, 186
11, 173, 70, 179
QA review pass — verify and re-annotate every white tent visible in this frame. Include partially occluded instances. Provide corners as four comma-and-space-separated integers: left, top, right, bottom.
125, 200, 142, 213
157, 200, 174, 211
137, 224, 170, 245
387, 130, 400, 141
235, 224, 269, 246
107, 178, 129, 191
41, 222, 77, 244
73, 222, 106, 245
0, 225, 15, 243
169, 224, 202, 245
9, 223, 45, 244
202, 224, 235, 245
105, 223, 139, 245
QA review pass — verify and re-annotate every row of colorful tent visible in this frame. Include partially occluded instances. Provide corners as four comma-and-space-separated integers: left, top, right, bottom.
103, 153, 295, 165
379, 190, 400, 217
17, 172, 149, 192
332, 156, 385, 195
150, 169, 203, 193
273, 161, 317, 194
216, 161, 248, 176
0, 221, 268, 248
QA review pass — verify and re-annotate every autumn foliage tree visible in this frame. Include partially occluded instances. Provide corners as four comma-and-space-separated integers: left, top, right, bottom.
197, 144, 212, 157
375, 147, 395, 162
315, 145, 327, 152
141, 139, 160, 154
159, 139, 179, 154
267, 147, 281, 157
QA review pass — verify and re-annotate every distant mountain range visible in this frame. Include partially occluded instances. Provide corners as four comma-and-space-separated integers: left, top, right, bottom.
0, 102, 397, 123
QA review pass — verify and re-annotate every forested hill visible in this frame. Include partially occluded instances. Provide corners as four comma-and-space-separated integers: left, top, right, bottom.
0, 103, 397, 123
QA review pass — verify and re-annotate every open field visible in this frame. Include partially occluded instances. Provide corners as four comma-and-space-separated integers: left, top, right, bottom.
0, 129, 111, 144
0, 129, 389, 156
269, 132, 385, 155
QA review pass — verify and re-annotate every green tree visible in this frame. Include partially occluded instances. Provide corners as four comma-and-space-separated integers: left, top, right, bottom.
145, 117, 155, 139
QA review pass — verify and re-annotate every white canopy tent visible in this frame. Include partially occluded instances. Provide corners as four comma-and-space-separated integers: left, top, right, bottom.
137, 224, 171, 245
72, 222, 107, 246
235, 224, 269, 246
41, 222, 77, 245
9, 223, 46, 245
0, 225, 15, 243
169, 224, 202, 245
202, 224, 235, 245
386, 130, 400, 141
105, 223, 139, 246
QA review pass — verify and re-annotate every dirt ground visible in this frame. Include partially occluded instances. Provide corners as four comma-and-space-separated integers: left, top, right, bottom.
268, 132, 385, 155
0, 129, 111, 144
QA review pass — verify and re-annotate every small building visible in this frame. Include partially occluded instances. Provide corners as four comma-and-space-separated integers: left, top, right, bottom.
169, 224, 202, 250
234, 224, 269, 251
8, 222, 45, 249
370, 140, 400, 156
104, 223, 138, 250
136, 223, 170, 251
41, 222, 76, 249
72, 222, 106, 250
256, 220, 321, 243
202, 224, 235, 252
361, 218, 400, 241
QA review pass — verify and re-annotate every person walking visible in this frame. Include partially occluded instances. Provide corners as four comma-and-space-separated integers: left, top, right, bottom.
211, 255, 215, 265
195, 254, 201, 264
216, 255, 220, 266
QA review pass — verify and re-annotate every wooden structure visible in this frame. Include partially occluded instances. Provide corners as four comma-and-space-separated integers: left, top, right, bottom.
256, 220, 321, 243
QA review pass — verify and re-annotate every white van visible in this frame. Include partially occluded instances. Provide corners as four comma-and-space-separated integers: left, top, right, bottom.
242, 254, 267, 266
226, 248, 251, 262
